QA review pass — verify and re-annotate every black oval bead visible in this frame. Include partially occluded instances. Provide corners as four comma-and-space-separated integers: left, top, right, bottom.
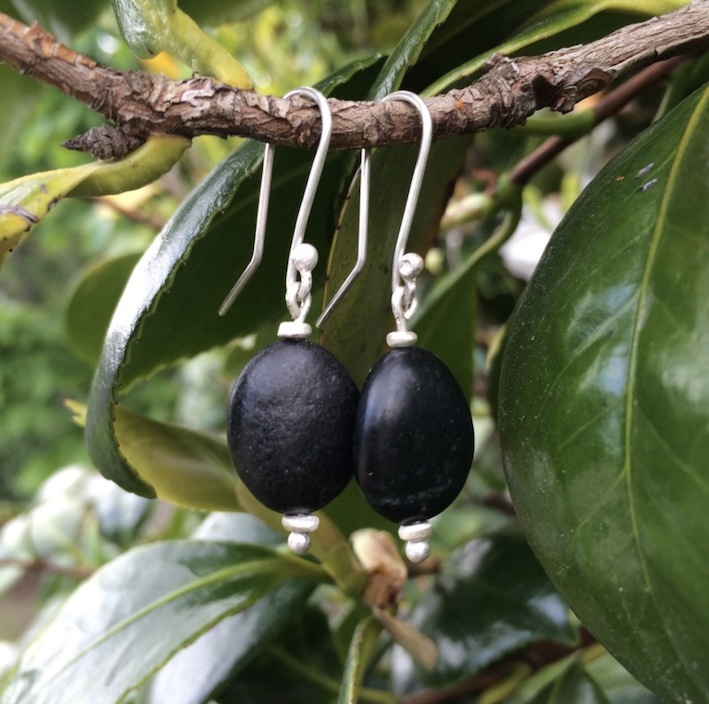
354, 347, 474, 523
227, 339, 359, 514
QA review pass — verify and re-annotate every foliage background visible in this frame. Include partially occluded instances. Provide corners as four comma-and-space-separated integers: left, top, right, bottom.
0, 0, 706, 702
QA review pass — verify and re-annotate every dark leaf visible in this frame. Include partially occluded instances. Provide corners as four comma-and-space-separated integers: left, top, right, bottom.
413, 529, 576, 686
499, 85, 709, 702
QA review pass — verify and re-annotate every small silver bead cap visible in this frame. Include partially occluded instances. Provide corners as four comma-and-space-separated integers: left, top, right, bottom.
282, 513, 320, 554
398, 520, 432, 563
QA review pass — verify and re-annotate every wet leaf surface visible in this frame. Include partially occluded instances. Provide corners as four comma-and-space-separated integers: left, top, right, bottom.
499, 85, 709, 702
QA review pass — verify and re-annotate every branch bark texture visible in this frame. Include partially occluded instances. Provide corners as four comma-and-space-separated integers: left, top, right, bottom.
0, 3, 707, 153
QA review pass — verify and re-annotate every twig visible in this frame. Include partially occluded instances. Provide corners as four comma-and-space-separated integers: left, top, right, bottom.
90, 196, 166, 230
0, 5, 707, 155
0, 556, 95, 580
508, 55, 687, 187
398, 630, 597, 704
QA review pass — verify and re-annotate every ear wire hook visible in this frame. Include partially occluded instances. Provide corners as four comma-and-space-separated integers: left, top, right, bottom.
315, 147, 371, 328
380, 91, 433, 348
218, 87, 333, 318
219, 143, 275, 316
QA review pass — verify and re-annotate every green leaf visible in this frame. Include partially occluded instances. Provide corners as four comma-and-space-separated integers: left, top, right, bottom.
220, 603, 341, 704
85, 58, 383, 497
586, 653, 664, 704
526, 662, 610, 704
407, 0, 527, 90
367, 0, 459, 99
64, 252, 142, 363
338, 616, 383, 704
0, 64, 42, 167
148, 513, 313, 704
412, 529, 576, 686
111, 0, 252, 86
177, 0, 273, 26
0, 164, 98, 269
112, 405, 239, 510
412, 254, 479, 400
75, 396, 239, 509
499, 84, 709, 702
1, 541, 309, 704
0, 0, 107, 41
0, 136, 188, 270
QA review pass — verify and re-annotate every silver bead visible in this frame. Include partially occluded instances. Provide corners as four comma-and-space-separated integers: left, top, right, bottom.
292, 243, 318, 272
287, 531, 312, 554
399, 252, 424, 280
404, 539, 431, 563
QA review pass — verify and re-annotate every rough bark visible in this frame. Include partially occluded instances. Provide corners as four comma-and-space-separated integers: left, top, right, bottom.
0, 3, 707, 154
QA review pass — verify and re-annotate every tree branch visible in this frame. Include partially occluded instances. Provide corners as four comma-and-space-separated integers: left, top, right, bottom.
0, 3, 707, 155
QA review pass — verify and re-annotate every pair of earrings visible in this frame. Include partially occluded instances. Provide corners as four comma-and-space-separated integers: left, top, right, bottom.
219, 88, 474, 562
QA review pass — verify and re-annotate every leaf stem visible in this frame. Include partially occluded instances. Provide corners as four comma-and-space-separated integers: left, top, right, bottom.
466, 183, 523, 268
339, 615, 386, 704
0, 556, 95, 580
477, 663, 532, 704
276, 550, 332, 583
267, 645, 396, 704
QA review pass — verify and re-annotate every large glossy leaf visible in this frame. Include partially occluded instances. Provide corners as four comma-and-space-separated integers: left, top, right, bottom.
85, 58, 383, 497
1, 540, 314, 704
148, 513, 312, 704
499, 84, 709, 702
411, 529, 576, 686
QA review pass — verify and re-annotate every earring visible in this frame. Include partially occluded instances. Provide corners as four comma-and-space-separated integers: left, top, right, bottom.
220, 88, 370, 554
353, 91, 475, 564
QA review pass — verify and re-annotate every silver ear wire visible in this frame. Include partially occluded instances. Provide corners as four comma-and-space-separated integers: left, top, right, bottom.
380, 91, 433, 349
219, 143, 275, 316
315, 147, 370, 328
218, 87, 333, 321
277, 87, 332, 339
